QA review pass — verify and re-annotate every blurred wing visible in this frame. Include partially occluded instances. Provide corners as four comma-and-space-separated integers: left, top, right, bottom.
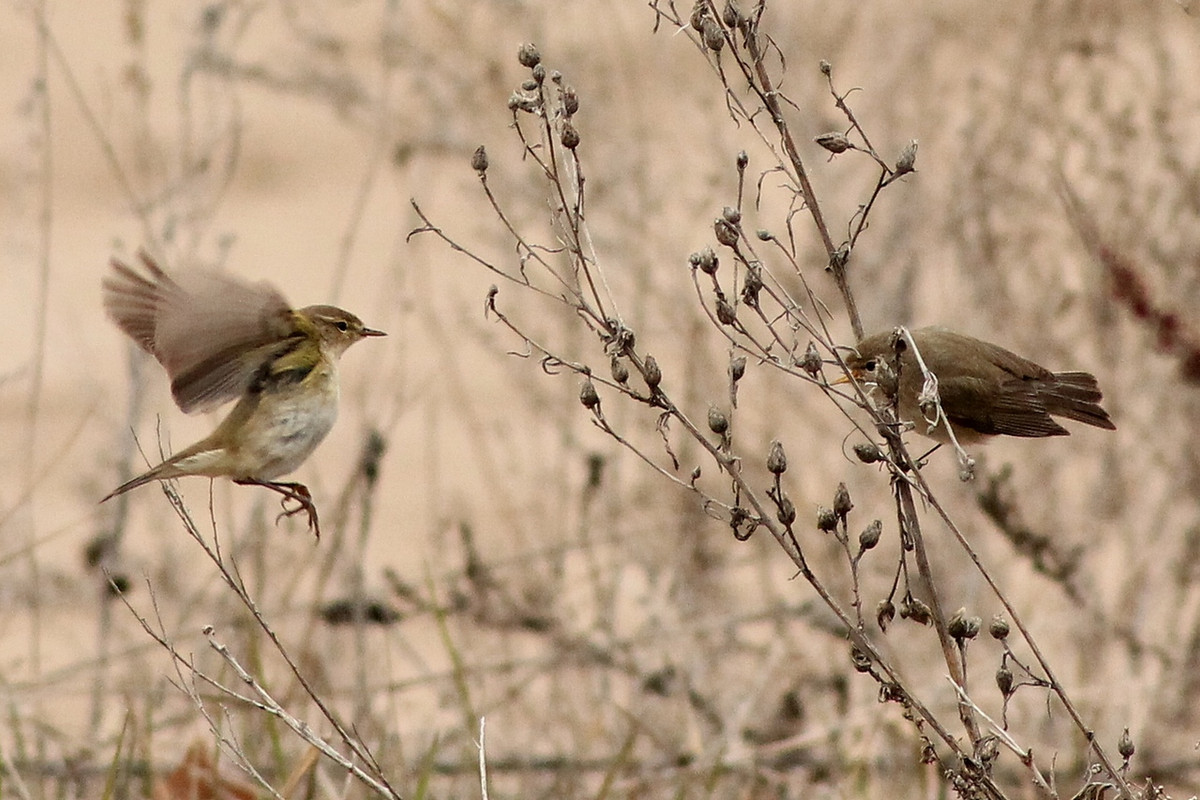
103, 251, 296, 413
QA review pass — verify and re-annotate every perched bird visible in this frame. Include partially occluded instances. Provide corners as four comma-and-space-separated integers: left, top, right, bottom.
101, 251, 385, 536
841, 327, 1116, 445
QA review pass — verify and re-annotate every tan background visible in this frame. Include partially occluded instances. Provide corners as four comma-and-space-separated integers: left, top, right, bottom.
2, 1, 1199, 796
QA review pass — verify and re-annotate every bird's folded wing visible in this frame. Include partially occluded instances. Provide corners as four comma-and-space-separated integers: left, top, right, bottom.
938, 376, 1068, 438
103, 252, 296, 413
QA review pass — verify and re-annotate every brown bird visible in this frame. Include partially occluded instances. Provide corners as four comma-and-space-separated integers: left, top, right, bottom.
841, 327, 1116, 445
101, 251, 385, 535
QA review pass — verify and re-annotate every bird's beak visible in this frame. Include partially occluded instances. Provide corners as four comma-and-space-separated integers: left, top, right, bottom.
362, 327, 387, 337
832, 371, 856, 386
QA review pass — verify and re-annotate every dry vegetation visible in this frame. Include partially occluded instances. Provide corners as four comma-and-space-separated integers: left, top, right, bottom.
1, 0, 1199, 798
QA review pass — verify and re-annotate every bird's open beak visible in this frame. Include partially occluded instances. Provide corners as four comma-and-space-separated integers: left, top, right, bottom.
362, 327, 387, 337
832, 371, 857, 386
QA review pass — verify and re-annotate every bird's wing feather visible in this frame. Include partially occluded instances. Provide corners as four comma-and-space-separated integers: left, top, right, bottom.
937, 376, 1068, 438
103, 252, 295, 413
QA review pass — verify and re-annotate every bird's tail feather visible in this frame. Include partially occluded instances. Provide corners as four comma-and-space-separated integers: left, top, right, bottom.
1043, 372, 1116, 430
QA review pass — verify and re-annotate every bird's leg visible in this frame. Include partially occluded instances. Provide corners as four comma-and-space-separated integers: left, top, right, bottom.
235, 479, 321, 538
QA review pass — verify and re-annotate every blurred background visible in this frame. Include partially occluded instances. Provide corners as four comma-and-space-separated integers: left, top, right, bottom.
2, 1, 1199, 796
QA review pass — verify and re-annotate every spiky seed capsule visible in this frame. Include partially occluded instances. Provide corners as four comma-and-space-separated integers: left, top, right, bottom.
853, 442, 884, 464
518, 43, 541, 68
729, 356, 746, 382
561, 122, 580, 150
532, 64, 546, 84
996, 666, 1014, 696
777, 496, 796, 526
859, 519, 882, 551
963, 615, 982, 639
693, 247, 718, 275
766, 440, 787, 475
716, 297, 736, 325
722, 206, 741, 225
817, 506, 838, 533
471, 145, 489, 173
800, 341, 823, 376
815, 132, 851, 154
689, 1, 707, 31
563, 87, 579, 115
579, 379, 600, 409
895, 139, 918, 175
610, 357, 629, 384
833, 482, 853, 519
819, 60, 832, 76
707, 407, 729, 435
521, 78, 538, 92
1118, 729, 1135, 760
644, 355, 662, 389
989, 615, 1010, 640
701, 18, 724, 51
714, 218, 739, 247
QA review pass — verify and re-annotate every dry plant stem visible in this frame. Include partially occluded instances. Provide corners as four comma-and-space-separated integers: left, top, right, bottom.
884, 432, 983, 747
484, 291, 976, 772
722, 9, 863, 340
137, 482, 402, 798
909, 466, 1135, 799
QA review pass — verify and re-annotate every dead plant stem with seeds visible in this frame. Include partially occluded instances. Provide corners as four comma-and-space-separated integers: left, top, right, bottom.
414, 3, 1138, 796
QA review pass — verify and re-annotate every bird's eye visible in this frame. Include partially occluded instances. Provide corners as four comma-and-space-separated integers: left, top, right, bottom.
863, 359, 877, 372
335, 320, 350, 332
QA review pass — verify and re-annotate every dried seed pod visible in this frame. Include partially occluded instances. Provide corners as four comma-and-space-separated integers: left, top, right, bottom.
714, 217, 739, 247
563, 86, 579, 115
579, 378, 600, 410
1118, 728, 1135, 760
707, 406, 729, 435
518, 42, 541, 68
852, 442, 884, 464
776, 496, 796, 526
996, 666, 1014, 696
471, 145, 489, 173
716, 297, 737, 325
701, 17, 724, 51
816, 506, 838, 533
561, 122, 580, 150
988, 615, 1010, 640
859, 519, 882, 551
814, 131, 851, 154
766, 440, 787, 475
895, 139, 918, 175
610, 357, 629, 385
693, 247, 718, 275
729, 355, 746, 382
833, 482, 853, 519
644, 355, 662, 389
800, 341, 822, 377
877, 599, 895, 631
722, 206, 741, 225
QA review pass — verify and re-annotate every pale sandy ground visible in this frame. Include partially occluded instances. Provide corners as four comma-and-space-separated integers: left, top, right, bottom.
2, 1, 1200, 796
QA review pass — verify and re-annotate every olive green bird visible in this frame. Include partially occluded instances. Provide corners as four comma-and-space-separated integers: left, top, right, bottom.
101, 251, 385, 536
